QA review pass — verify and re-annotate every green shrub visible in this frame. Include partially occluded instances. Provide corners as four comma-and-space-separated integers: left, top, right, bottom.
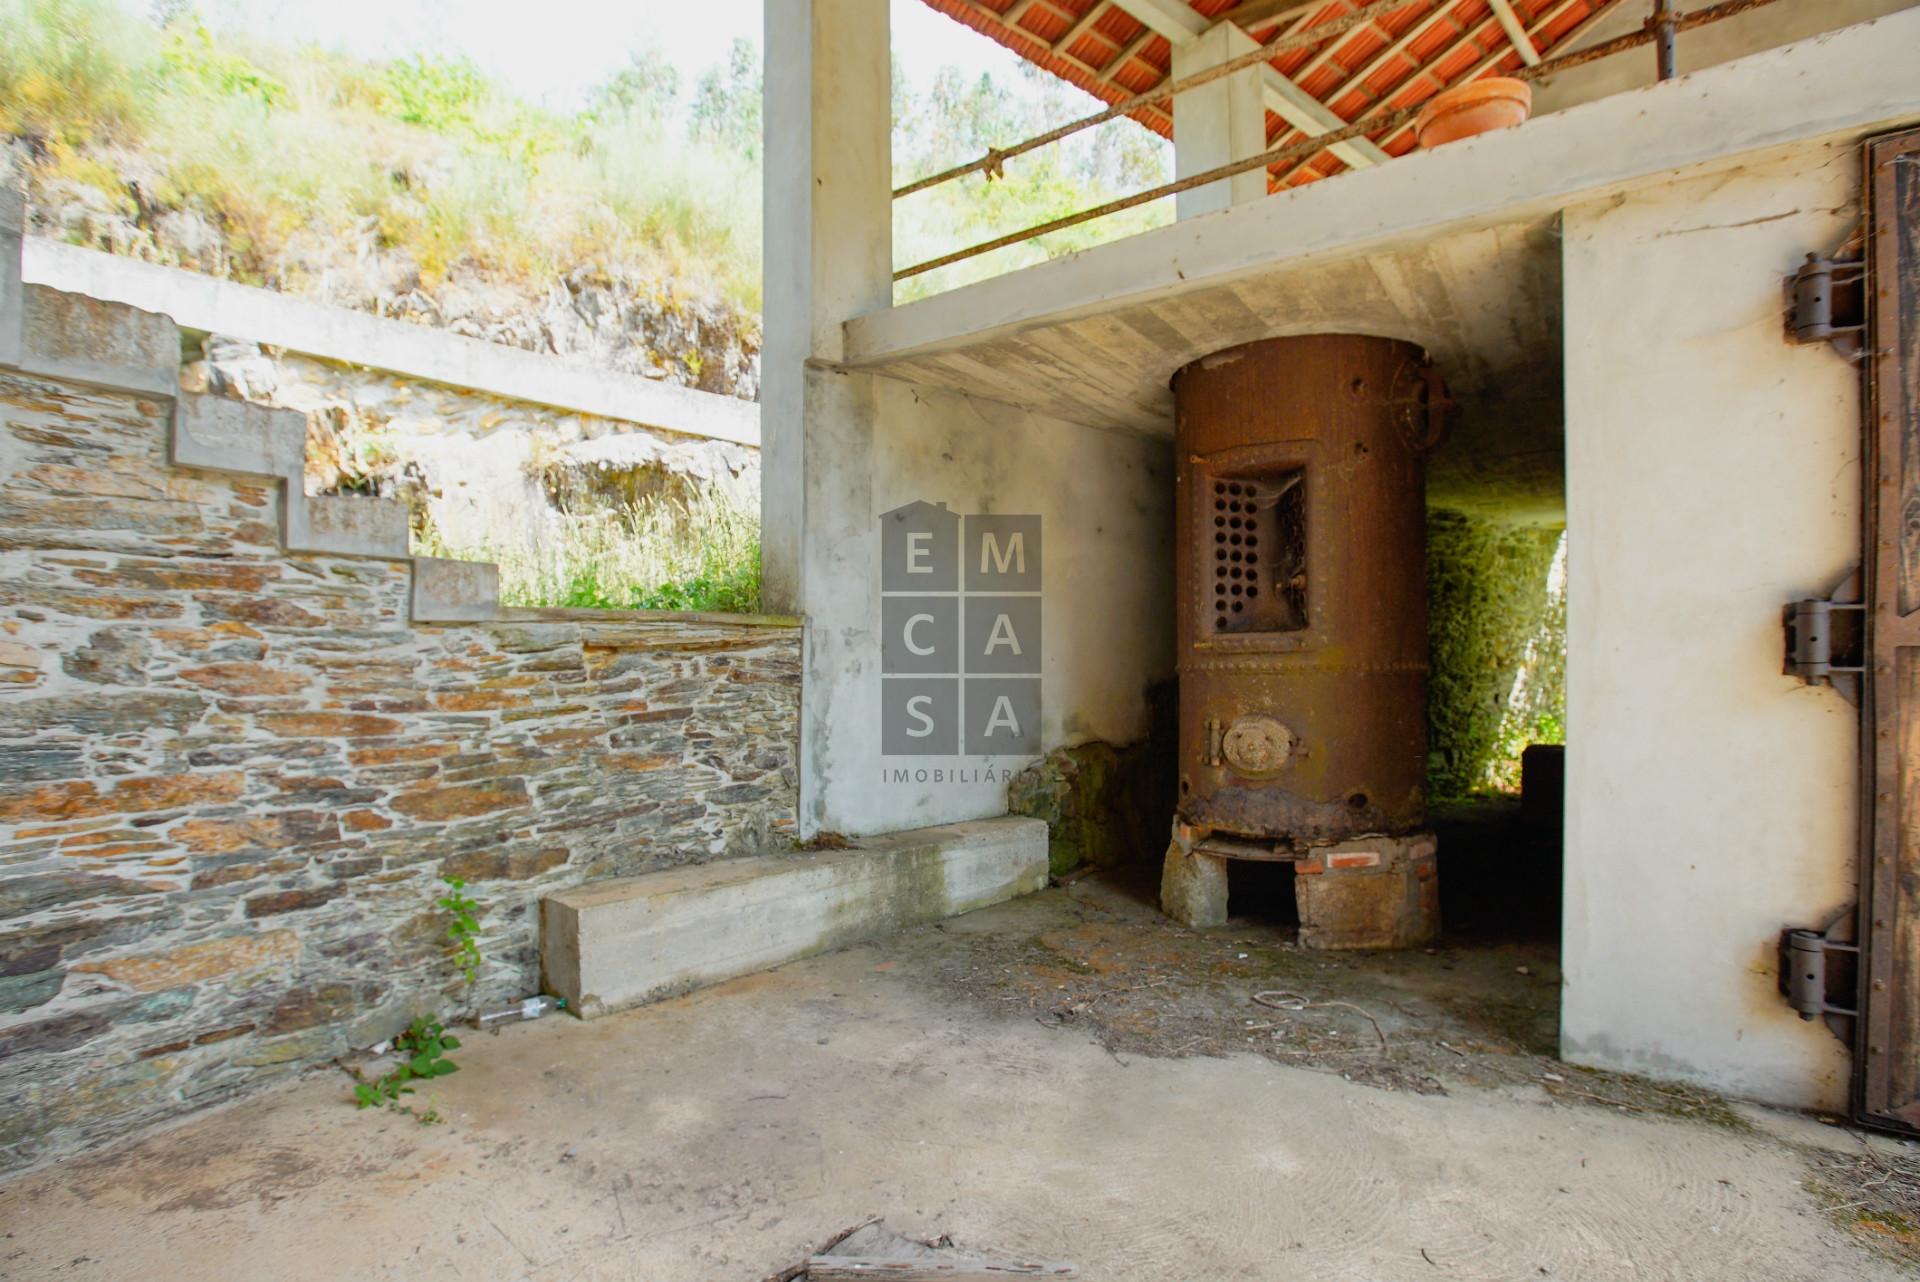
3, 1, 762, 305
383, 52, 488, 130
0, 0, 157, 145
159, 19, 284, 107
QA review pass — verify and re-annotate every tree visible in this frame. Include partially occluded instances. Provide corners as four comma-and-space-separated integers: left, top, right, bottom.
585, 50, 679, 125
689, 37, 760, 160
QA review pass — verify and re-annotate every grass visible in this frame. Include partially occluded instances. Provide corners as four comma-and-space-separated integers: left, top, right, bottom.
1, 0, 764, 310
418, 486, 762, 616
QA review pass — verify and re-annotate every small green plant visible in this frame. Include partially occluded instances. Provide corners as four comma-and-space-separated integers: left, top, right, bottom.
353, 1015, 460, 1120
438, 874, 482, 986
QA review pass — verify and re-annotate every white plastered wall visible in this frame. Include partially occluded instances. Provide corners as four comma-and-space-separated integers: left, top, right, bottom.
1561, 140, 1864, 1109
796, 369, 1173, 836
764, 0, 1174, 839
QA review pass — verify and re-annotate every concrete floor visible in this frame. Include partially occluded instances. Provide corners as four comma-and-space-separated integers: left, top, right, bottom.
0, 873, 1913, 1282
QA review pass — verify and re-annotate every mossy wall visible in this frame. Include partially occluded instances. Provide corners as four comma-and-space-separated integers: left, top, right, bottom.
1009, 684, 1176, 876
1426, 510, 1566, 802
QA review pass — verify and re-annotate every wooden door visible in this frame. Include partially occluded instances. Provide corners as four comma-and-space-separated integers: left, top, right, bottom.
1860, 125, 1920, 1131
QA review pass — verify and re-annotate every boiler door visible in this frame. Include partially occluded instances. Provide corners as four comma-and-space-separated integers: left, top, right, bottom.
1221, 715, 1295, 776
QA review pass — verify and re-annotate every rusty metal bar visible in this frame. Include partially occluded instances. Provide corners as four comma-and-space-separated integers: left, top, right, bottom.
892, 0, 1417, 198
894, 0, 1793, 281
1654, 0, 1678, 79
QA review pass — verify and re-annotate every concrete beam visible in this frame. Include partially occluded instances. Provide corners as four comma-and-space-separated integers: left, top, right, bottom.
0, 183, 21, 368
844, 9, 1920, 367
411, 557, 501, 623
21, 241, 759, 448
540, 818, 1049, 1018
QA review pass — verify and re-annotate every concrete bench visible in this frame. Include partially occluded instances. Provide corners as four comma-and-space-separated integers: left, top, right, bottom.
540, 817, 1048, 1018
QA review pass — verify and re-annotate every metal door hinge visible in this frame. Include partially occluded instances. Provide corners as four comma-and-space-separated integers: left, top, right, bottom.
1784, 571, 1863, 706
1786, 252, 1866, 361
1779, 908, 1859, 1047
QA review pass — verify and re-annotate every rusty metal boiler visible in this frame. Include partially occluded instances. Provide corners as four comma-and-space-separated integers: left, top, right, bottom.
1159, 334, 1445, 949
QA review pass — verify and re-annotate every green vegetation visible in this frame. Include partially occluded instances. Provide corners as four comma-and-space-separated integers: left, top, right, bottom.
4, 2, 1175, 613
352, 1015, 459, 1121
1425, 513, 1566, 802
892, 63, 1172, 300
348, 875, 478, 1123
437, 875, 482, 988
0, 0, 762, 307
419, 485, 762, 616
2, 2, 1172, 310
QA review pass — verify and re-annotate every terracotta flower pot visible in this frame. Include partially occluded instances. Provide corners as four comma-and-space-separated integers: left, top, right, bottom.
1414, 77, 1533, 148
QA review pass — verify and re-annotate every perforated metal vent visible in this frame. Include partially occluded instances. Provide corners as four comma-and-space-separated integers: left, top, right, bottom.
1208, 467, 1306, 636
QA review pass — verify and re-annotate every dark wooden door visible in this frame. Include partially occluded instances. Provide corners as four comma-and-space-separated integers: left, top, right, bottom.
1861, 125, 1920, 1131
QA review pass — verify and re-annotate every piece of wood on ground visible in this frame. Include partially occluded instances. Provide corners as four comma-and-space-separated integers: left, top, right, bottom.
807, 1222, 1076, 1278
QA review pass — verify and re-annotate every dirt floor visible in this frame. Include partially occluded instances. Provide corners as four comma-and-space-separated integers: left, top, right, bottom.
2, 870, 1917, 1281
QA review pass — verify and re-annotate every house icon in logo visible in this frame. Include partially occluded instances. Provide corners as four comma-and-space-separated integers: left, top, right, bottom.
880, 499, 960, 592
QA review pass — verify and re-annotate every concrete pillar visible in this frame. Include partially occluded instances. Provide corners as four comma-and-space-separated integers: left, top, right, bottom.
761, 0, 892, 836
761, 0, 892, 615
1171, 23, 1268, 220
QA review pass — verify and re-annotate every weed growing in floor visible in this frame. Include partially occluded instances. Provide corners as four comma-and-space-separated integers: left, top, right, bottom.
352, 1016, 461, 1121
438, 874, 482, 988
347, 877, 482, 1122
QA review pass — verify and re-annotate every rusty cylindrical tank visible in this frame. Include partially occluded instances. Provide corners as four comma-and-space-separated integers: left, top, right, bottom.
1164, 334, 1446, 947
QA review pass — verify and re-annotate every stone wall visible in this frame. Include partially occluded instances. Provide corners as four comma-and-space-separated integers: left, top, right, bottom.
0, 300, 799, 1167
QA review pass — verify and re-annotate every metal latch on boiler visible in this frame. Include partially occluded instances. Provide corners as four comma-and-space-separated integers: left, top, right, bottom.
1783, 571, 1863, 707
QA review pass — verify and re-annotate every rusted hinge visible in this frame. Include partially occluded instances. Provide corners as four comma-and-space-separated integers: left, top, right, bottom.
1784, 571, 1863, 707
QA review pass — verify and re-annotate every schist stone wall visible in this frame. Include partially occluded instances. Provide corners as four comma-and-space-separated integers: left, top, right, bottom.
0, 268, 800, 1168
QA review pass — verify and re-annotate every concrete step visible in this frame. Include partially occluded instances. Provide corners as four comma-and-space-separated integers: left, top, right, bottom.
540, 817, 1048, 1018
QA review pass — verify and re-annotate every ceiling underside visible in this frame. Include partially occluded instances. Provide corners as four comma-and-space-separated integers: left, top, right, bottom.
916, 0, 1616, 188
868, 214, 1568, 522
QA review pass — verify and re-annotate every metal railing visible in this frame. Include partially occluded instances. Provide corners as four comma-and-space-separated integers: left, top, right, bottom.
892, 0, 1793, 282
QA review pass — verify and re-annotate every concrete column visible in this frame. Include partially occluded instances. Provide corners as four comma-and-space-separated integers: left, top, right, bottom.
761, 0, 892, 835
1170, 23, 1268, 220
761, 0, 892, 614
